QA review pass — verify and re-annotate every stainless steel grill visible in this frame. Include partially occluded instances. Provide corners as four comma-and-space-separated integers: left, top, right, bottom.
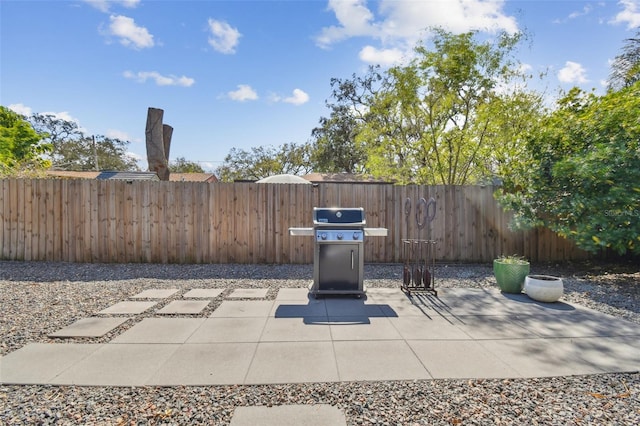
289, 207, 387, 297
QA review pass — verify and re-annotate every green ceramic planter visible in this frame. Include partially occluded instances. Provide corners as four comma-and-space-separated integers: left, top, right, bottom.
493, 259, 530, 293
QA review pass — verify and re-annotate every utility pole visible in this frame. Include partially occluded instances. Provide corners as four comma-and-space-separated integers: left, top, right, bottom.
92, 135, 99, 171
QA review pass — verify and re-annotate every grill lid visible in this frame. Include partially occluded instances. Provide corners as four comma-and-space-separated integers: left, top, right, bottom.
313, 207, 366, 227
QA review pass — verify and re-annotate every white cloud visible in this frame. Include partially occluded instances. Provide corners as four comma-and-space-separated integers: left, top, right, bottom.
106, 15, 154, 49
227, 84, 258, 102
316, 0, 519, 50
282, 89, 310, 105
207, 19, 241, 54
39, 111, 89, 134
558, 61, 588, 84
84, 0, 140, 13
105, 129, 135, 142
359, 45, 404, 66
123, 70, 195, 87
8, 103, 32, 116
610, 0, 640, 29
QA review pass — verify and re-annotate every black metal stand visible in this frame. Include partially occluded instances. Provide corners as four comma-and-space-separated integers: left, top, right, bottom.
401, 239, 437, 296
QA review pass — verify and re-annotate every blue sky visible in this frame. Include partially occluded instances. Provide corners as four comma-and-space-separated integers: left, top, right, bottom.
2, 0, 639, 172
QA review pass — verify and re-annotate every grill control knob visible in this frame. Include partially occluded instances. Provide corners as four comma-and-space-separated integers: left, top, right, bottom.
321, 233, 327, 240
337, 233, 343, 240
353, 232, 359, 240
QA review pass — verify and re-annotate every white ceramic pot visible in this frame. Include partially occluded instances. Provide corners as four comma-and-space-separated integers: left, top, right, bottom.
524, 275, 563, 303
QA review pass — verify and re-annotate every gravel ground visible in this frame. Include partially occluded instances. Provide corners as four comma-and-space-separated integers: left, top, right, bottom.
1, 260, 639, 425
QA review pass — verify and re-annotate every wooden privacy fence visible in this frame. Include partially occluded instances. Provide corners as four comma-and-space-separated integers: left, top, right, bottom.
0, 178, 589, 264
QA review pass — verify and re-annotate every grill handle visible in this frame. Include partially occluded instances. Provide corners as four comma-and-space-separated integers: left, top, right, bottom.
351, 250, 354, 270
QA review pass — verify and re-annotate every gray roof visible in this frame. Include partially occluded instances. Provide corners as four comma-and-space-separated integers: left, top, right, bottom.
97, 171, 160, 181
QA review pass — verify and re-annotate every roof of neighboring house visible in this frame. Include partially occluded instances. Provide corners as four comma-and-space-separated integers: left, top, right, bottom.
170, 173, 218, 183
45, 170, 218, 182
46, 171, 101, 179
97, 171, 160, 181
302, 173, 394, 184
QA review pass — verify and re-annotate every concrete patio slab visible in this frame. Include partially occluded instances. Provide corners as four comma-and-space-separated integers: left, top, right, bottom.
408, 340, 521, 379
183, 288, 225, 298
245, 341, 339, 384
187, 317, 267, 343
156, 300, 210, 314
52, 343, 179, 386
0, 343, 101, 384
333, 340, 431, 381
2, 287, 639, 387
230, 404, 347, 426
111, 318, 205, 344
48, 317, 131, 338
228, 288, 269, 299
260, 317, 332, 342
149, 343, 258, 385
131, 289, 179, 299
98, 301, 157, 315
211, 300, 275, 318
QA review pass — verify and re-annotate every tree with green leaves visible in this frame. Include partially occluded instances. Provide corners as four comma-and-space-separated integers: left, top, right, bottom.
310, 105, 367, 173
169, 157, 205, 173
216, 143, 313, 182
608, 29, 640, 91
0, 106, 51, 176
497, 83, 640, 256
310, 67, 382, 173
358, 28, 541, 184
29, 113, 139, 171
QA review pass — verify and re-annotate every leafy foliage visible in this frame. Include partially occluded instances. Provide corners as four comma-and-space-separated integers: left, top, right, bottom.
216, 143, 313, 182
497, 83, 640, 255
169, 156, 205, 173
322, 29, 542, 184
29, 113, 139, 171
0, 106, 51, 176
608, 29, 640, 91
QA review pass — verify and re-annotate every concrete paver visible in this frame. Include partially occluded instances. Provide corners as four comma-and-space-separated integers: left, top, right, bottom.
210, 300, 275, 317
408, 340, 520, 379
111, 318, 205, 344
245, 341, 339, 384
228, 288, 269, 299
52, 343, 180, 386
98, 301, 157, 315
2, 287, 640, 387
261, 316, 332, 342
183, 288, 225, 298
48, 317, 130, 338
333, 340, 432, 381
329, 316, 402, 340
0, 343, 102, 384
149, 343, 258, 386
230, 404, 347, 426
187, 317, 267, 343
156, 300, 210, 314
131, 289, 179, 299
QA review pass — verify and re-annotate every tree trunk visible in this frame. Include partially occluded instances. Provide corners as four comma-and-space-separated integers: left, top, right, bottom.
145, 107, 170, 181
